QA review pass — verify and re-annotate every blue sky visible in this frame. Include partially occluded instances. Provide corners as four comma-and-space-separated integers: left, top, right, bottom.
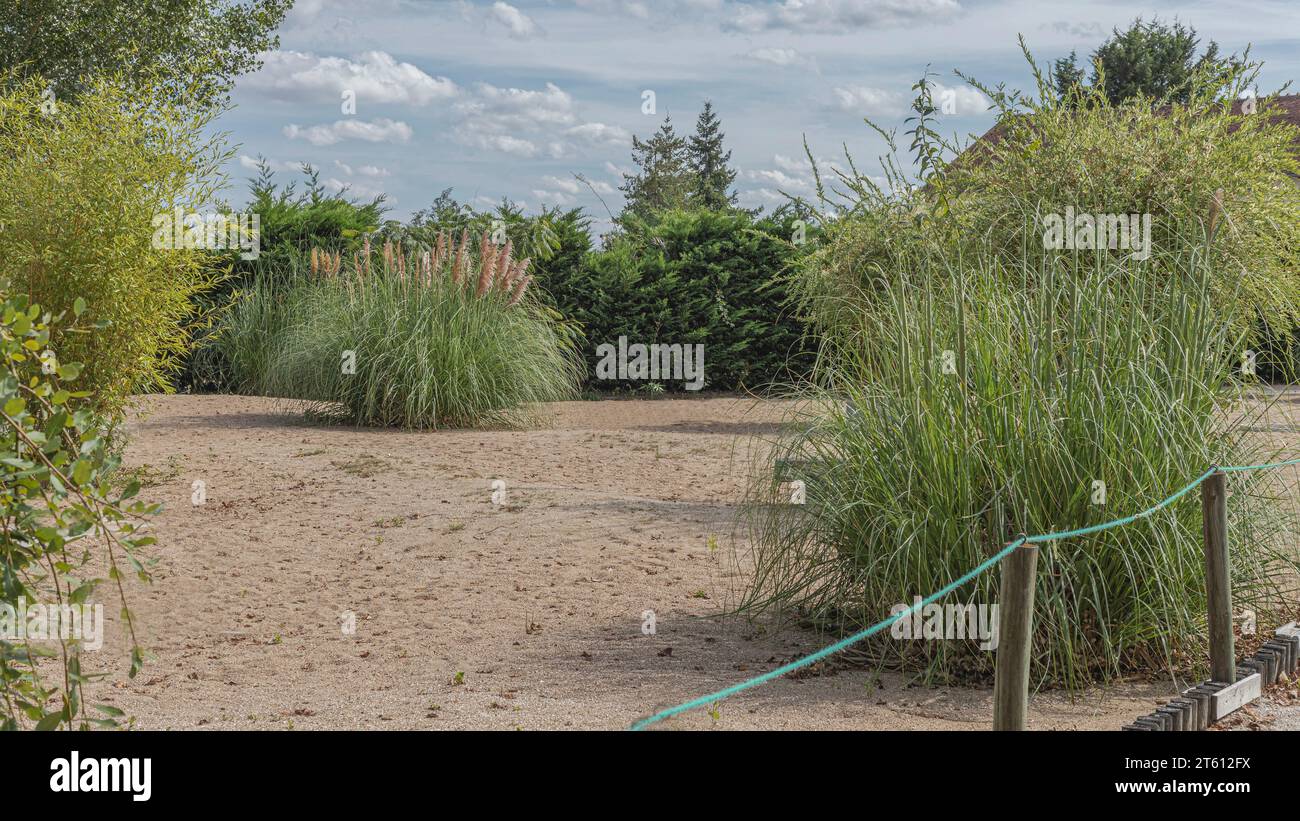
219, 0, 1300, 235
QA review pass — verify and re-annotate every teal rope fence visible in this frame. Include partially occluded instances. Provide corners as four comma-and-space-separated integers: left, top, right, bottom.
630, 457, 1300, 731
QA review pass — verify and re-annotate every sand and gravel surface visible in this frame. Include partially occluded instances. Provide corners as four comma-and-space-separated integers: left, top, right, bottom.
73, 392, 1299, 730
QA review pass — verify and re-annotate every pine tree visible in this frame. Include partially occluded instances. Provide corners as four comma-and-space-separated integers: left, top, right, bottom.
687, 101, 737, 210
619, 115, 691, 224
1092, 18, 1229, 104
1050, 18, 1238, 106
1051, 51, 1087, 101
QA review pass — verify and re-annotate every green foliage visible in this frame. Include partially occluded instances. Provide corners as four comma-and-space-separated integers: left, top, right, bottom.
526, 207, 594, 288
189, 273, 297, 398
620, 115, 693, 224
796, 49, 1300, 363
688, 102, 739, 210
744, 48, 1300, 687
743, 240, 1299, 687
0, 74, 227, 418
403, 194, 588, 276
1051, 17, 1240, 104
0, 295, 157, 730
542, 208, 813, 392
0, 0, 291, 110
957, 48, 1299, 342
1049, 51, 1086, 100
210, 236, 584, 428
240, 162, 388, 277
620, 103, 742, 225
182, 163, 388, 392
187, 186, 597, 395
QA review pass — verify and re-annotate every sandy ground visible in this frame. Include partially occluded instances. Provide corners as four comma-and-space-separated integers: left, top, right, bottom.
70, 391, 1300, 731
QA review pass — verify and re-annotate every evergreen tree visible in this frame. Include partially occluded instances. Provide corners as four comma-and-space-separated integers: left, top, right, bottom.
1051, 51, 1087, 101
619, 115, 691, 224
687, 101, 738, 210
1052, 18, 1238, 105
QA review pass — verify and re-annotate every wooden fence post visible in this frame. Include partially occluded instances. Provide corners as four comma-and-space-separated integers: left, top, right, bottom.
993, 541, 1038, 731
1201, 469, 1235, 684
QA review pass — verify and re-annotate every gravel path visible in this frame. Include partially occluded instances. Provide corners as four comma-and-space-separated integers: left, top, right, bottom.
68, 392, 1297, 730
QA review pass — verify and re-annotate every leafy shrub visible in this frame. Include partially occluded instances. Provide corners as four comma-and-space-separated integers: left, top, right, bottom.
0, 74, 225, 417
543, 207, 814, 392
382, 197, 815, 394
181, 164, 387, 392
0, 295, 156, 730
401, 195, 589, 275
211, 233, 583, 428
235, 162, 387, 281
198, 183, 811, 396
189, 273, 298, 396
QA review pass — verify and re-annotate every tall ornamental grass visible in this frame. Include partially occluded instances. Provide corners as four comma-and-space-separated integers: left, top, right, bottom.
791, 50, 1300, 371
741, 231, 1299, 687
207, 232, 582, 428
743, 50, 1300, 688
748, 48, 1300, 680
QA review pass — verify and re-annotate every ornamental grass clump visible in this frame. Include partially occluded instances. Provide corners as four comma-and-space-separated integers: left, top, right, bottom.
213, 230, 581, 428
740, 50, 1300, 689
740, 229, 1300, 688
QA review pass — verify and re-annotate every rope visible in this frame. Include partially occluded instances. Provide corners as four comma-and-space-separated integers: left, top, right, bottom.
630, 457, 1299, 730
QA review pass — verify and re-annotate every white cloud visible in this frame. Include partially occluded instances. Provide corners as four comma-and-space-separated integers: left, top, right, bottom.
569, 0, 724, 20
773, 153, 811, 173
728, 0, 961, 34
240, 155, 306, 173
489, 2, 541, 38
541, 175, 582, 195
565, 122, 632, 147
745, 167, 812, 191
1041, 21, 1105, 39
532, 188, 577, 205
537, 174, 617, 197
334, 160, 392, 177
321, 176, 390, 201
467, 133, 542, 157
832, 84, 903, 115
833, 80, 986, 118
741, 153, 855, 204
247, 50, 458, 105
284, 0, 394, 26
283, 118, 414, 146
747, 188, 790, 203
743, 47, 815, 70
454, 81, 625, 158
458, 81, 578, 130
932, 81, 991, 117
285, 0, 331, 23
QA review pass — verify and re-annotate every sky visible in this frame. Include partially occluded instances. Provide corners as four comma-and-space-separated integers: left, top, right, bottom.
219, 0, 1300, 235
